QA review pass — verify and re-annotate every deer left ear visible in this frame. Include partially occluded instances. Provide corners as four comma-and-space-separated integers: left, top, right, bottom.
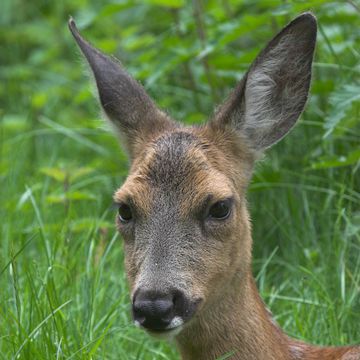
68, 18, 174, 159
213, 13, 317, 151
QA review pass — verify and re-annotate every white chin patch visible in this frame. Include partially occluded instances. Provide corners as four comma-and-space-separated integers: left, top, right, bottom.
161, 317, 184, 338
167, 316, 184, 329
134, 320, 142, 328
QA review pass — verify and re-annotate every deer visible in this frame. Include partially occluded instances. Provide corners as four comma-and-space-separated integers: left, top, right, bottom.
68, 13, 360, 360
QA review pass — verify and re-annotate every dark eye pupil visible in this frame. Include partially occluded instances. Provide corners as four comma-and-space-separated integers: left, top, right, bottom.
209, 201, 230, 219
118, 204, 132, 222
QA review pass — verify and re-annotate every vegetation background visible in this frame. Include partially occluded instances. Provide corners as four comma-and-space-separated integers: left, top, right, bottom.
1, 0, 359, 359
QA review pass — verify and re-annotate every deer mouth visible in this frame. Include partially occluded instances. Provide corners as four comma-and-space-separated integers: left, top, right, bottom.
136, 316, 185, 339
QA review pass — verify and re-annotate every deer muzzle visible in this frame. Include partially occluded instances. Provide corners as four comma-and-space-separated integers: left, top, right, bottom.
132, 288, 200, 335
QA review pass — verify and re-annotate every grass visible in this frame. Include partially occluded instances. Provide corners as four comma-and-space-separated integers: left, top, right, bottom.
1, 0, 359, 359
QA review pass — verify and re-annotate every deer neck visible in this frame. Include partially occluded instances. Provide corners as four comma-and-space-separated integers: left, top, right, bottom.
175, 269, 291, 360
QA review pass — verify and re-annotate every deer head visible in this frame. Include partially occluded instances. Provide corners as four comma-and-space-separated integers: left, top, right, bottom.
69, 13, 316, 340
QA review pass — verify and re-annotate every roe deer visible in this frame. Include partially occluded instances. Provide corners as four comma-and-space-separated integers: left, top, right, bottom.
69, 13, 360, 360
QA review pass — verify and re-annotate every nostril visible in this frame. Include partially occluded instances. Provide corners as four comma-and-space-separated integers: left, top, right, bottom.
172, 289, 186, 313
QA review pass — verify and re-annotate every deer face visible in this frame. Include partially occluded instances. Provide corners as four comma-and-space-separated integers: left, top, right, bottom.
113, 129, 254, 335
69, 13, 316, 337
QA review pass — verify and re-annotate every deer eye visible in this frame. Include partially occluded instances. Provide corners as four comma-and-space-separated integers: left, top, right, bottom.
208, 199, 232, 220
118, 203, 133, 222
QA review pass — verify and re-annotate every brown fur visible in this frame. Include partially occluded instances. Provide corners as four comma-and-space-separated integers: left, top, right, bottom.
120, 126, 359, 360
68, 13, 359, 360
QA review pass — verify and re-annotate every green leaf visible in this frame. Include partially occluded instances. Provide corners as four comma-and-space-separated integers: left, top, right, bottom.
46, 194, 66, 204
324, 84, 360, 137
46, 191, 96, 204
70, 218, 113, 232
311, 149, 360, 169
40, 167, 67, 182
69, 167, 94, 182
144, 0, 184, 8
1, 114, 27, 131
66, 191, 96, 201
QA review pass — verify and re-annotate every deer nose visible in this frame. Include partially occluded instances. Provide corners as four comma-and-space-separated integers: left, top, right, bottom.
132, 290, 185, 331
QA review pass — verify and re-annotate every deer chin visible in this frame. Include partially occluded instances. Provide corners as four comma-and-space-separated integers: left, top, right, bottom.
135, 316, 185, 339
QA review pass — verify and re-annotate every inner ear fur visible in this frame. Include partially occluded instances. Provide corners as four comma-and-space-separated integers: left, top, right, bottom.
212, 13, 317, 151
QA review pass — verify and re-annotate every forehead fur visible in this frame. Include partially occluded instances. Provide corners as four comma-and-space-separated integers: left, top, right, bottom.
115, 127, 255, 208
143, 131, 210, 189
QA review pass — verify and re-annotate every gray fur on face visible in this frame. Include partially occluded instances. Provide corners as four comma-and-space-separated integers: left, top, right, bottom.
146, 131, 208, 188
128, 132, 214, 295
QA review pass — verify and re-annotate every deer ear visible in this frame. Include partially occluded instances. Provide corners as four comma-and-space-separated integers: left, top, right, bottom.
68, 18, 173, 158
212, 13, 317, 151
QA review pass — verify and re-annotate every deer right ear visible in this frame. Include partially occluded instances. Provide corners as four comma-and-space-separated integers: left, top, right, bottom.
212, 13, 317, 151
68, 18, 174, 159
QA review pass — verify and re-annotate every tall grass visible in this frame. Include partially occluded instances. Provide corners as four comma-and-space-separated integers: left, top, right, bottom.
1, 0, 359, 359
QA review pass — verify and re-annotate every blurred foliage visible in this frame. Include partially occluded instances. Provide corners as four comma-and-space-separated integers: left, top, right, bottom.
1, 0, 359, 168
0, 0, 359, 359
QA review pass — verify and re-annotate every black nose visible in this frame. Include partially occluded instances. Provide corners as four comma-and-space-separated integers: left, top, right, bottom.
132, 289, 186, 331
